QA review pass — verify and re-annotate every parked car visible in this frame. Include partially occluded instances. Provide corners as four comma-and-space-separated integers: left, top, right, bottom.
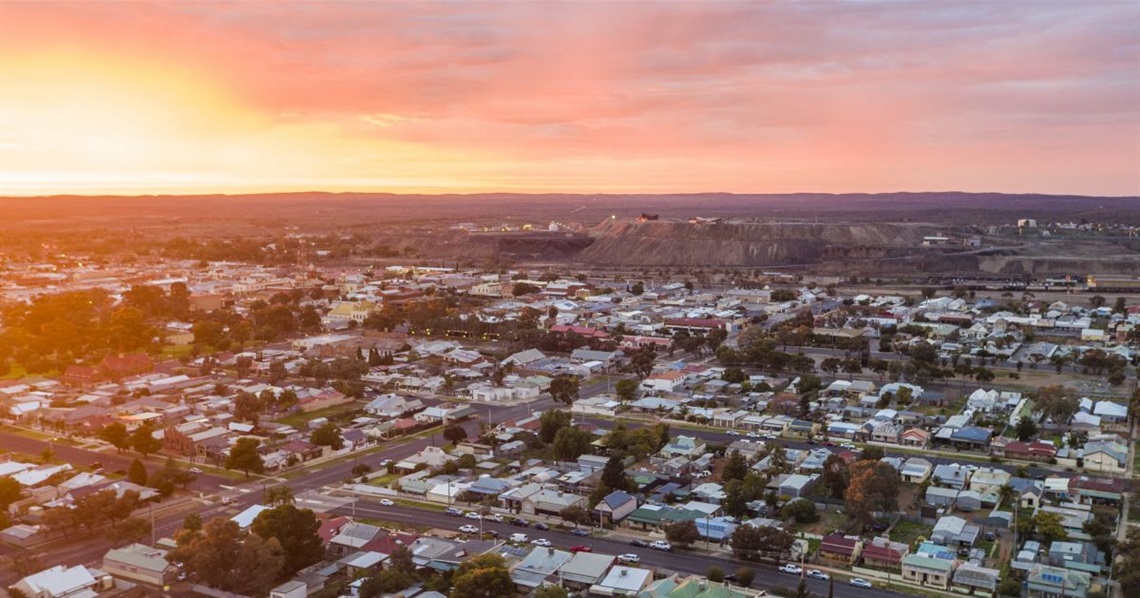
509, 533, 529, 543
511, 518, 529, 527
485, 513, 504, 522
531, 538, 552, 547
534, 523, 550, 531
807, 570, 829, 580
188, 467, 202, 474
445, 507, 464, 517
458, 525, 478, 534
630, 539, 649, 547
849, 578, 873, 588
727, 430, 740, 436
649, 540, 672, 552
571, 528, 589, 537
617, 553, 641, 564
779, 564, 802, 575
746, 431, 760, 438
570, 545, 593, 553
465, 512, 482, 520
379, 498, 395, 507
483, 530, 499, 539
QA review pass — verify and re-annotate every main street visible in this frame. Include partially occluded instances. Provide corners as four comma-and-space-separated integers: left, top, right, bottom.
341, 497, 905, 598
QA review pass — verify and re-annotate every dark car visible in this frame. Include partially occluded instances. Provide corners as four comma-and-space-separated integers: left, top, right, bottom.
571, 528, 589, 537
511, 518, 529, 527
630, 539, 649, 547
534, 523, 550, 531
870, 521, 890, 532
445, 507, 463, 517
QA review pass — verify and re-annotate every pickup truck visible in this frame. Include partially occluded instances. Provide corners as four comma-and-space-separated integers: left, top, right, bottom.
778, 564, 803, 575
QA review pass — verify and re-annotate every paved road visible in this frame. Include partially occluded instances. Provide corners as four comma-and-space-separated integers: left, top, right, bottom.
341, 497, 904, 598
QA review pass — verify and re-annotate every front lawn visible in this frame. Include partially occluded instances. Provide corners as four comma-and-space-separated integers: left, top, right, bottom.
889, 520, 932, 547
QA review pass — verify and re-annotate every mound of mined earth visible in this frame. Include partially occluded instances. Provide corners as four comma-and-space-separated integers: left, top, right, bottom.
578, 220, 932, 267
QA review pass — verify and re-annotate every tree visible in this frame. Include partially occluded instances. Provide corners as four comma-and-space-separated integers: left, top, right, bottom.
108, 516, 152, 545
552, 427, 594, 461
539, 409, 572, 444
225, 437, 265, 477
630, 281, 645, 296
1015, 415, 1039, 441
601, 456, 632, 492
131, 424, 163, 457
663, 520, 700, 547
128, 458, 148, 486
0, 477, 23, 511
264, 486, 295, 507
1033, 511, 1068, 544
722, 450, 749, 483
549, 375, 580, 405
560, 505, 592, 527
442, 423, 468, 444
98, 422, 131, 453
311, 422, 344, 450
183, 513, 202, 532
1116, 528, 1140, 596
821, 454, 849, 499
706, 566, 725, 582
512, 282, 540, 296
844, 460, 901, 531
168, 518, 284, 595
533, 587, 569, 598
1090, 295, 1106, 308
735, 567, 755, 588
615, 378, 639, 402
360, 569, 415, 597
250, 504, 325, 577
781, 498, 819, 523
731, 525, 795, 560
860, 445, 885, 461
450, 553, 514, 598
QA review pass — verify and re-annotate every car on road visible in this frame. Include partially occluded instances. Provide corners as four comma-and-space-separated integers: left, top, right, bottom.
379, 459, 392, 467
807, 570, 829, 580
570, 545, 593, 553
531, 538, 552, 547
840, 443, 857, 450
465, 512, 482, 520
485, 513, 504, 522
534, 522, 550, 531
762, 433, 778, 440
649, 540, 672, 552
629, 539, 649, 547
617, 554, 640, 564
511, 518, 529, 527
458, 525, 478, 534
509, 533, 529, 543
746, 431, 759, 438
823, 441, 836, 447
849, 578, 873, 589
189, 467, 202, 474
379, 499, 395, 507
571, 528, 589, 537
779, 564, 802, 575
726, 430, 740, 436
445, 507, 463, 517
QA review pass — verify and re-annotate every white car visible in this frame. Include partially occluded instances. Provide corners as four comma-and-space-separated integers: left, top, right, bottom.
458, 525, 478, 534
532, 538, 552, 547
649, 540, 672, 551
509, 533, 529, 543
779, 564, 802, 575
840, 443, 857, 450
485, 513, 504, 522
379, 499, 395, 507
726, 430, 740, 436
849, 578, 873, 589
617, 553, 641, 564
465, 512, 482, 520
762, 433, 778, 440
746, 431, 760, 438
807, 570, 829, 580
189, 467, 202, 474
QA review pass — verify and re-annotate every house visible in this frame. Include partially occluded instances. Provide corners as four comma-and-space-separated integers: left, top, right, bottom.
641, 371, 687, 393
871, 422, 902, 444
589, 565, 653, 596
900, 458, 933, 484
861, 538, 909, 571
558, 552, 615, 588
659, 435, 706, 458
13, 565, 110, 598
925, 486, 959, 508
932, 463, 971, 489
1092, 400, 1127, 423
1026, 565, 1091, 598
510, 547, 573, 590
1047, 540, 1106, 575
968, 467, 1011, 495
1068, 476, 1126, 506
594, 490, 637, 524
102, 543, 175, 586
998, 439, 1057, 462
329, 521, 386, 557
952, 563, 1000, 593
777, 474, 819, 499
522, 488, 585, 516
955, 490, 983, 512
270, 580, 309, 598
1010, 478, 1045, 509
818, 534, 863, 566
901, 554, 956, 589
931, 515, 979, 548
1080, 438, 1128, 473
899, 428, 930, 448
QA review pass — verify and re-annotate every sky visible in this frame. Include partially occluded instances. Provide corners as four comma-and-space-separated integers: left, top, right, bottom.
1, 1, 1138, 197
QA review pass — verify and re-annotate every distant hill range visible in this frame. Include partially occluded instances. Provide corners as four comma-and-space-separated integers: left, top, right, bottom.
1, 191, 1137, 229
